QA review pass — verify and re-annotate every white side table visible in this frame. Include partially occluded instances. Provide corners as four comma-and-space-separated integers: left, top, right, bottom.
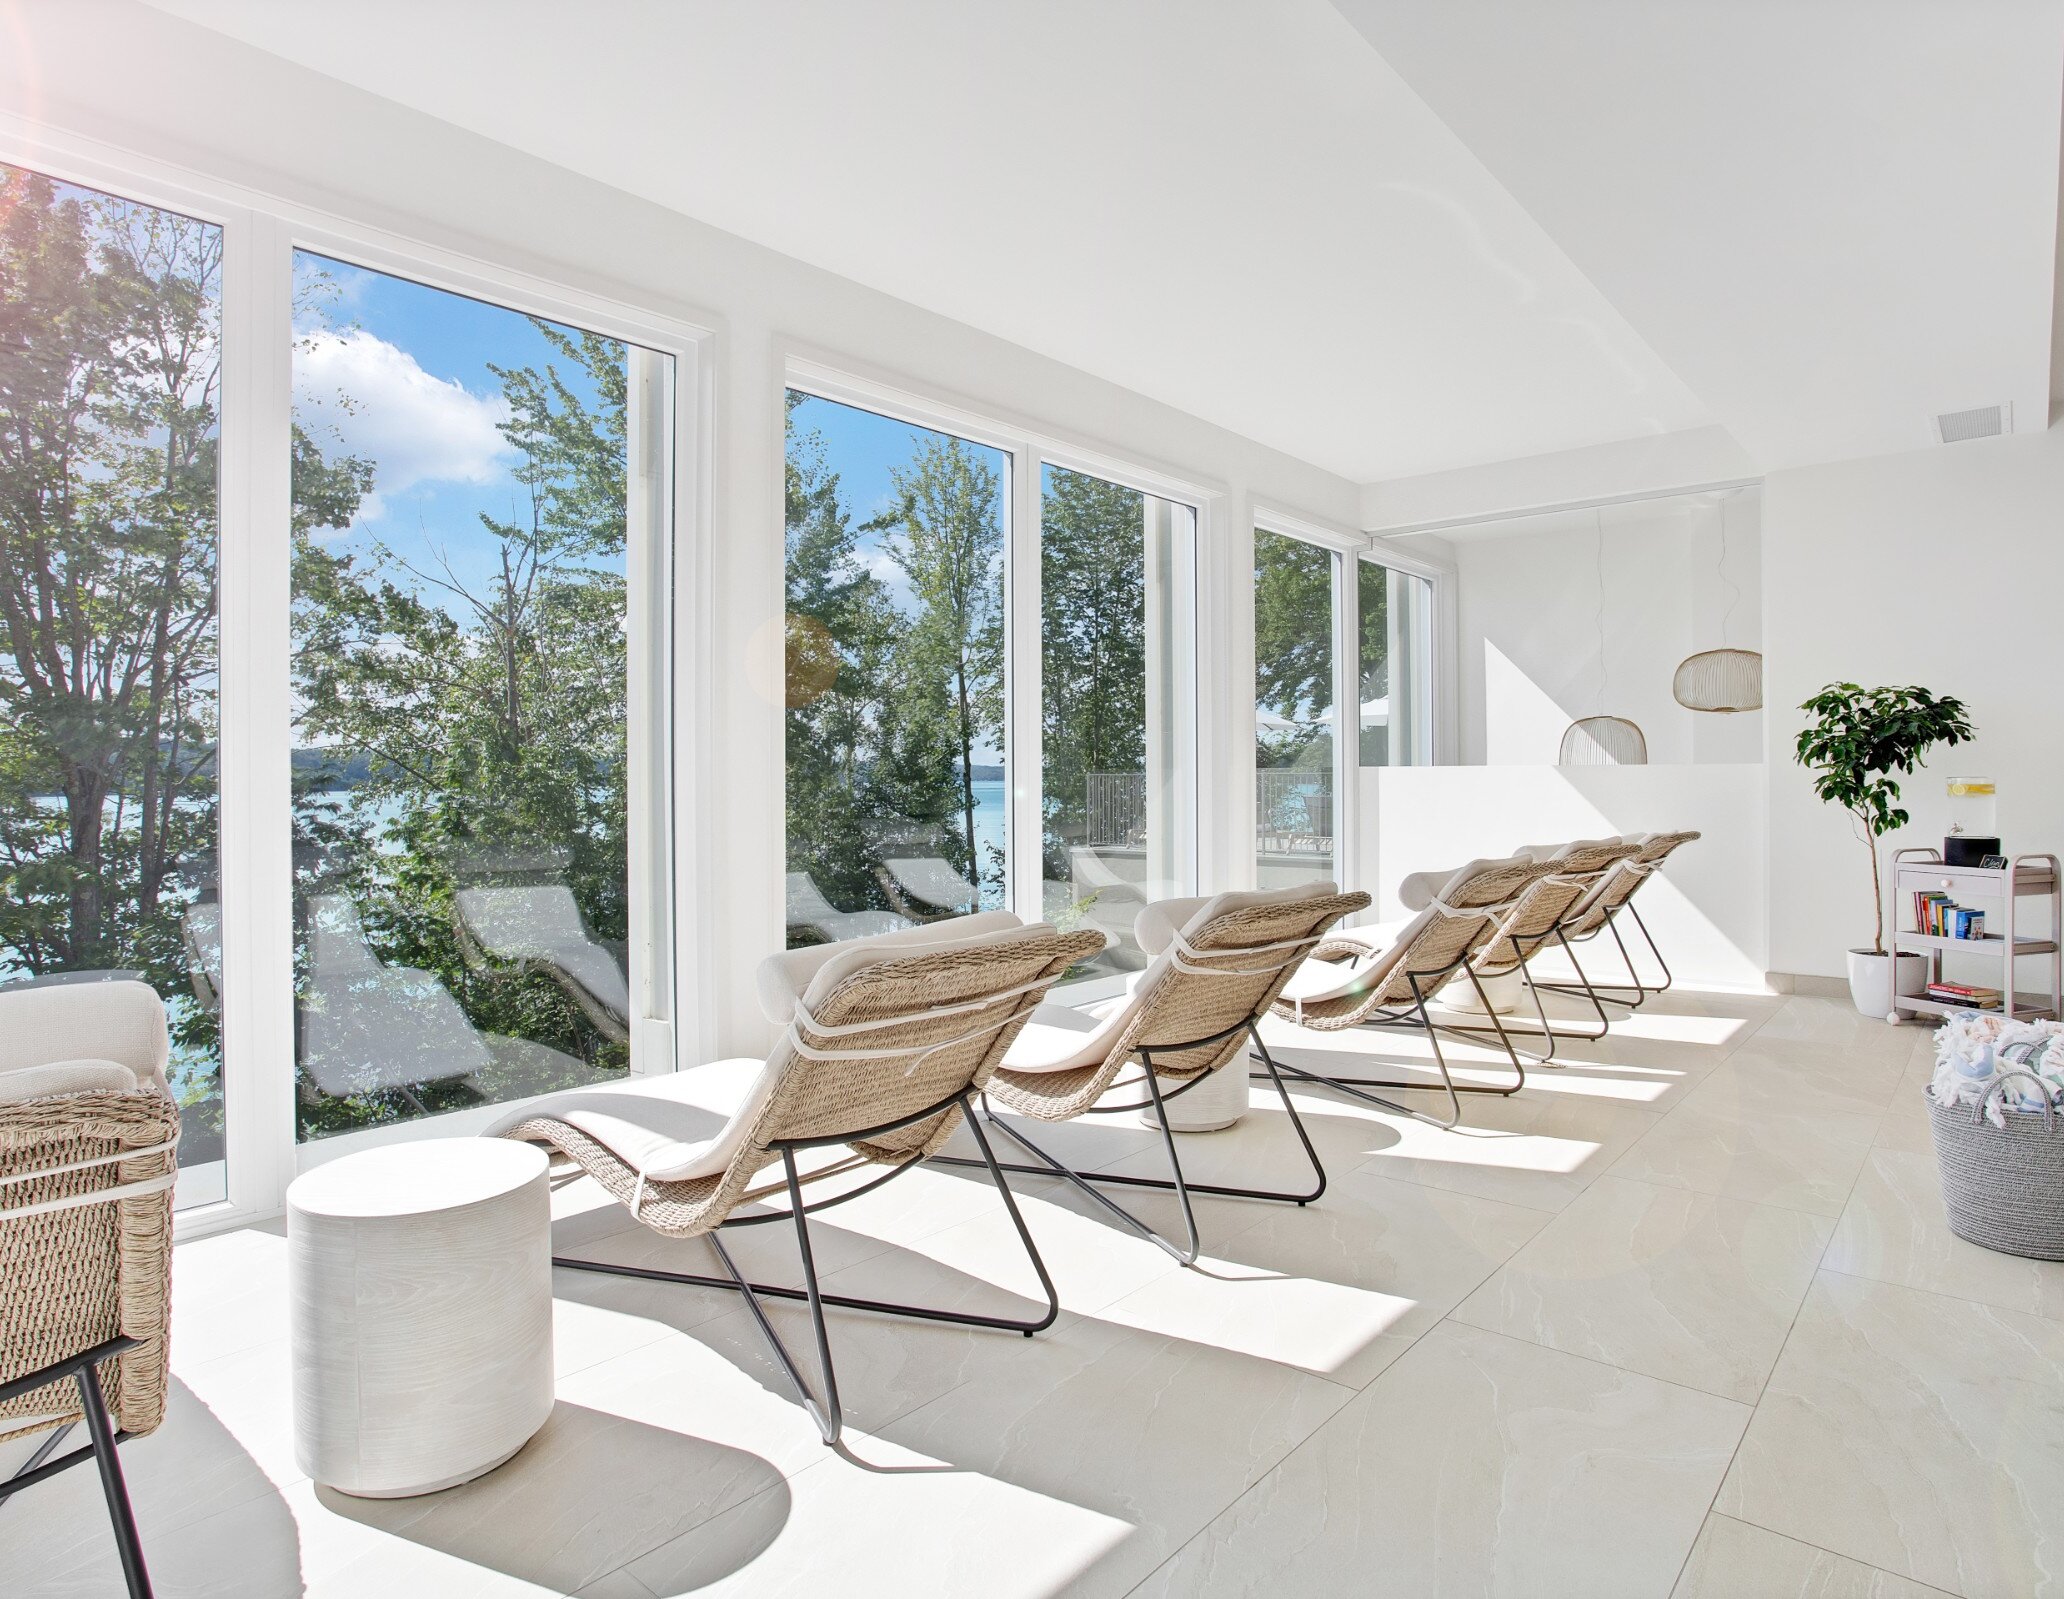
287, 1137, 553, 1497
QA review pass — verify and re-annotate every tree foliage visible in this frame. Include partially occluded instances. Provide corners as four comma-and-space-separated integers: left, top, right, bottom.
1794, 681, 1973, 953
0, 166, 229, 1135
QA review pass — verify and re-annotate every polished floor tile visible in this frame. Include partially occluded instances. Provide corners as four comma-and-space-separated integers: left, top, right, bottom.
1671, 1513, 1954, 1599
1451, 1173, 1832, 1401
1825, 1147, 2064, 1321
1719, 1271, 2064, 1597
8, 991, 2053, 1599
1132, 1322, 1748, 1598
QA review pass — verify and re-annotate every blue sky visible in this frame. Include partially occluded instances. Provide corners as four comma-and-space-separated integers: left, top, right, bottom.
292, 251, 624, 616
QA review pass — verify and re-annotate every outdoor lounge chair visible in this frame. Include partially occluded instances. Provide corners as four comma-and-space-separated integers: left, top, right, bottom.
491, 917, 1101, 1446
1522, 831, 1701, 1013
932, 882, 1369, 1265
453, 884, 632, 1043
785, 872, 912, 945
300, 895, 490, 1109
875, 857, 984, 922
0, 980, 180, 1599
1267, 854, 1552, 1128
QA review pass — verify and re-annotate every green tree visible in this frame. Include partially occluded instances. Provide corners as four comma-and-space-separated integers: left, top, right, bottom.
1040, 467, 1145, 874
885, 435, 1004, 889
1253, 531, 1333, 770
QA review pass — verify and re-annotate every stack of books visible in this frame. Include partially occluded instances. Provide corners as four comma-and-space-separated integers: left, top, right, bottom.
1914, 891, 1985, 939
1926, 981, 2003, 1010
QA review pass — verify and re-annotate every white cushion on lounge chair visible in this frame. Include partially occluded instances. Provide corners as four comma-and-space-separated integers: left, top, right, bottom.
0, 1058, 140, 1103
0, 979, 170, 1094
1516, 834, 1643, 864
755, 910, 1024, 1025
1274, 908, 1436, 1007
1001, 883, 1337, 1075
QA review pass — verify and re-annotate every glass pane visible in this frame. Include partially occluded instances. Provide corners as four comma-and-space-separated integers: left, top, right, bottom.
783, 392, 1009, 946
1254, 531, 1335, 887
1359, 558, 1435, 766
1039, 465, 1194, 980
290, 252, 655, 1139
0, 165, 226, 1206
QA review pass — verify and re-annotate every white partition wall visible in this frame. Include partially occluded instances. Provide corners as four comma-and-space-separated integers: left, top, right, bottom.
1360, 764, 1769, 989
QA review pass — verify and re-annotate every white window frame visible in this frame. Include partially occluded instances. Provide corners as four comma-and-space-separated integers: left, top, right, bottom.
1359, 534, 1459, 766
0, 119, 715, 1239
779, 353, 1211, 984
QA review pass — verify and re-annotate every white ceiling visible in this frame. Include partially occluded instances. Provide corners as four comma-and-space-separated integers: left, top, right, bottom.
141, 0, 1711, 483
141, 0, 2064, 487
1333, 0, 2064, 474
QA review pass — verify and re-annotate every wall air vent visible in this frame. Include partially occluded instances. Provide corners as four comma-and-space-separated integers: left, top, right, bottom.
1934, 403, 2011, 444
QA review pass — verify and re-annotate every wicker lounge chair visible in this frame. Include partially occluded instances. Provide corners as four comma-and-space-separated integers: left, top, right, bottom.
932, 883, 1369, 1264
875, 857, 984, 922
0, 980, 180, 1599
492, 916, 1101, 1446
1268, 854, 1552, 1128
1523, 831, 1701, 1013
1438, 837, 1646, 1061
784, 872, 912, 945
453, 884, 632, 1043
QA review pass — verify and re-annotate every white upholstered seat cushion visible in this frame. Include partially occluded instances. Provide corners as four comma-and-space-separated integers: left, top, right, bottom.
0, 979, 169, 1093
0, 1058, 141, 1103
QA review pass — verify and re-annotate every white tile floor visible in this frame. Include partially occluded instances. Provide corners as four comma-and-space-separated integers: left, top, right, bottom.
5, 989, 2059, 1597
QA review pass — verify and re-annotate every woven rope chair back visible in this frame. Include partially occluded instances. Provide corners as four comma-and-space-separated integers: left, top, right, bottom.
1111, 891, 1370, 1081
0, 1090, 177, 1444
1437, 856, 1551, 912
1475, 873, 1598, 976
752, 928, 1104, 1170
1634, 829, 1701, 865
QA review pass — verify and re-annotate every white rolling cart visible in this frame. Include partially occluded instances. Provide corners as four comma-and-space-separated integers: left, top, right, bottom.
1889, 848, 2062, 1023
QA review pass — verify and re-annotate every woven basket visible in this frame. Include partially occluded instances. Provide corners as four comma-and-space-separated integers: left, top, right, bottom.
1926, 1070, 2064, 1261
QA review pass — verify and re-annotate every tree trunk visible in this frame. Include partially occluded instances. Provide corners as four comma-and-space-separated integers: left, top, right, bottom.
1866, 822, 1884, 956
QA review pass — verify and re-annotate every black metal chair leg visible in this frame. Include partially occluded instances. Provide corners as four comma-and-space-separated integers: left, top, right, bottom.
977, 1103, 1202, 1265
962, 1103, 1063, 1331
76, 1359, 151, 1599
1137, 1057, 1203, 1265
780, 1150, 843, 1445
1626, 902, 1675, 994
1245, 1023, 1327, 1206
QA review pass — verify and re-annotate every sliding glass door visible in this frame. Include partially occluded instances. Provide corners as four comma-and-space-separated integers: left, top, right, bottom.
1358, 554, 1436, 768
0, 164, 229, 1206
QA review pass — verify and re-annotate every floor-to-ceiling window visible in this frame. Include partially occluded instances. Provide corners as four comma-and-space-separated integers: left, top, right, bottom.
783, 390, 1009, 945
1039, 465, 1194, 978
288, 253, 668, 1140
0, 164, 228, 1205
1359, 554, 1436, 768
1254, 530, 1339, 888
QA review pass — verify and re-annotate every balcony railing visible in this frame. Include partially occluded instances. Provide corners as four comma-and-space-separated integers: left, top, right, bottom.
1078, 768, 1333, 856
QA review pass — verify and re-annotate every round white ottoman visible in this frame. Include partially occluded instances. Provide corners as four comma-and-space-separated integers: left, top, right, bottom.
1139, 1060, 1250, 1132
288, 1137, 553, 1497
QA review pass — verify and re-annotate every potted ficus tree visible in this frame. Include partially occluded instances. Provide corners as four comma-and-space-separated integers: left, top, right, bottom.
1794, 683, 1975, 1017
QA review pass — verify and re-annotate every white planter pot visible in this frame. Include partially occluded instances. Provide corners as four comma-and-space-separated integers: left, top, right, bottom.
1846, 948, 1926, 1020
1139, 1061, 1249, 1132
1444, 970, 1524, 1015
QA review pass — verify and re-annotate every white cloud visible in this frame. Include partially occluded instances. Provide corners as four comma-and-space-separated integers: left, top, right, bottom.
293, 329, 510, 525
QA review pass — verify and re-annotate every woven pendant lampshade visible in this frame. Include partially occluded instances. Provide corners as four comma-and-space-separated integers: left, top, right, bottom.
1559, 715, 1648, 766
1672, 647, 1763, 713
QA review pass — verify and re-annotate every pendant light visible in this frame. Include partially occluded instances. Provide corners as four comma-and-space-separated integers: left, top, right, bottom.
1673, 495, 1762, 712
1559, 511, 1648, 765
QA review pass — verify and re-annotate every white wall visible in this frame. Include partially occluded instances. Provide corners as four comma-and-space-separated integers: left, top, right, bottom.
1397, 493, 1762, 766
1764, 428, 2064, 983
3, 0, 1360, 1056
1360, 765, 1768, 989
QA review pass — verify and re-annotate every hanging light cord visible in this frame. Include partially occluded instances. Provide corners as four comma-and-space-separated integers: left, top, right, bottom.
1594, 511, 1608, 713
1717, 496, 1741, 647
